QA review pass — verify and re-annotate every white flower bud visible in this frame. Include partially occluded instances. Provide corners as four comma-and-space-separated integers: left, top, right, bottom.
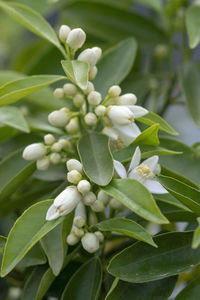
23, 143, 45, 161
89, 66, 98, 80
51, 142, 63, 152
91, 200, 104, 212
84, 112, 97, 126
59, 25, 71, 43
66, 233, 79, 246
44, 134, 55, 145
75, 202, 86, 219
78, 49, 97, 67
91, 46, 102, 61
49, 153, 61, 164
81, 233, 99, 253
108, 106, 134, 126
65, 117, 79, 134
94, 231, 104, 242
73, 94, 85, 107
74, 216, 86, 228
48, 110, 68, 127
60, 107, 70, 113
77, 180, 91, 194
82, 81, 94, 95
58, 139, 70, 150
108, 85, 121, 97
95, 105, 106, 116
82, 191, 96, 205
53, 88, 65, 99
119, 93, 137, 105
63, 83, 77, 96
66, 159, 83, 173
74, 227, 84, 238
67, 170, 82, 184
67, 28, 86, 49
87, 91, 102, 106
36, 157, 50, 171
110, 198, 124, 210
54, 186, 81, 215
97, 190, 109, 205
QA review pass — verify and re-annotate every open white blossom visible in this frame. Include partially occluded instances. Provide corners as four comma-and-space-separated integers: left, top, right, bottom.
114, 146, 167, 194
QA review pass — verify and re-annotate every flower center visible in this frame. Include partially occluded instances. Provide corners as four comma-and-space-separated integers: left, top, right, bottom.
136, 164, 152, 179
128, 116, 134, 123
112, 138, 124, 150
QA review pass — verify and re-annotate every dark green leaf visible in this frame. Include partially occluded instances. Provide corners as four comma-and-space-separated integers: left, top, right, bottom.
175, 274, 200, 300
61, 60, 88, 89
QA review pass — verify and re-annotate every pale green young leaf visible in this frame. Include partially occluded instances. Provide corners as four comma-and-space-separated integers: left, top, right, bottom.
61, 60, 88, 89
186, 5, 200, 49
0, 106, 29, 133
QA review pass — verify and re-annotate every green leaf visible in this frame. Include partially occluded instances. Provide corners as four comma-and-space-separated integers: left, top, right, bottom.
94, 38, 137, 97
78, 132, 114, 186
0, 1, 65, 56
61, 60, 88, 89
175, 274, 200, 300
1, 199, 66, 277
106, 276, 177, 300
192, 218, 200, 249
155, 193, 191, 212
186, 5, 200, 49
108, 231, 200, 282
96, 218, 157, 247
0, 75, 65, 106
137, 112, 178, 136
35, 268, 55, 300
158, 175, 200, 215
0, 106, 29, 133
0, 149, 36, 202
179, 62, 200, 126
159, 203, 196, 223
61, 257, 102, 300
27, 117, 64, 135
132, 124, 160, 146
102, 178, 168, 224
0, 125, 18, 143
17, 243, 47, 268
40, 214, 73, 276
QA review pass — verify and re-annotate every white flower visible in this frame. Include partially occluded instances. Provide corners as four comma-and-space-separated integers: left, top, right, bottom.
23, 143, 45, 161
63, 83, 77, 96
44, 134, 55, 145
78, 48, 97, 67
95, 105, 106, 116
91, 47, 102, 61
108, 85, 121, 97
51, 142, 62, 152
74, 216, 86, 228
81, 233, 99, 253
87, 91, 102, 106
97, 190, 109, 205
77, 180, 91, 194
65, 117, 79, 134
49, 153, 61, 164
66, 233, 79, 246
82, 191, 96, 205
114, 146, 168, 194
48, 110, 68, 127
84, 112, 97, 126
67, 170, 82, 184
59, 25, 71, 42
108, 106, 134, 126
36, 157, 49, 171
89, 66, 98, 80
67, 28, 86, 50
74, 201, 87, 220
118, 93, 137, 105
74, 227, 84, 238
66, 159, 83, 173
53, 88, 65, 99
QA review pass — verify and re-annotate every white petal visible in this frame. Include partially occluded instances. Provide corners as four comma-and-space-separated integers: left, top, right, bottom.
114, 123, 141, 146
144, 180, 168, 194
128, 146, 141, 173
102, 127, 118, 140
127, 105, 148, 118
46, 204, 60, 221
142, 155, 159, 172
114, 160, 127, 178
128, 168, 142, 181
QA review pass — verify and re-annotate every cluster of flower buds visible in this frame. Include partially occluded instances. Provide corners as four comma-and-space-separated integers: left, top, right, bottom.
59, 25, 86, 51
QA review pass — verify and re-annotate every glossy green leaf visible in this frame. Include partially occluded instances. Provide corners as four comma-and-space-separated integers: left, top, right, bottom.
96, 218, 157, 247
108, 231, 200, 282
106, 276, 176, 300
94, 38, 137, 97
35, 268, 55, 300
0, 236, 6, 255
132, 124, 160, 146
0, 106, 29, 133
186, 5, 200, 49
61, 257, 102, 300
27, 117, 64, 134
40, 214, 73, 276
0, 75, 65, 106
138, 112, 178, 136
159, 175, 200, 215
175, 274, 200, 300
17, 243, 46, 268
78, 132, 114, 186
102, 178, 168, 224
155, 193, 191, 212
159, 203, 196, 223
192, 218, 200, 249
61, 60, 88, 89
0, 149, 36, 202
179, 62, 200, 126
0, 1, 65, 56
1, 199, 65, 277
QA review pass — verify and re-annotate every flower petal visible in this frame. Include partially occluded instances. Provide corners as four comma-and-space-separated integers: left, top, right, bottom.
142, 155, 159, 172
114, 160, 127, 178
46, 204, 60, 221
102, 127, 118, 140
127, 105, 148, 118
114, 123, 141, 146
128, 168, 142, 181
144, 179, 168, 194
128, 146, 141, 173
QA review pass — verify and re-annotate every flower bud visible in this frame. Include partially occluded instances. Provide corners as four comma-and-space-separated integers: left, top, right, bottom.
95, 105, 106, 116
91, 200, 104, 212
36, 157, 50, 171
77, 180, 91, 194
73, 94, 85, 107
67, 170, 82, 184
74, 216, 86, 228
75, 202, 86, 220
81, 233, 99, 253
82, 81, 94, 95
110, 198, 124, 210
66, 233, 79, 246
65, 117, 79, 134
91, 46, 102, 61
84, 112, 97, 126
54, 186, 81, 215
87, 91, 102, 106
50, 153, 61, 164
51, 142, 63, 152
59, 25, 71, 43
63, 83, 77, 96
66, 159, 83, 173
108, 106, 134, 126
53, 88, 65, 99
23, 143, 45, 161
48, 110, 68, 127
108, 85, 121, 97
94, 231, 104, 242
44, 134, 55, 145
97, 190, 109, 205
82, 191, 96, 205
67, 28, 86, 49
58, 139, 71, 150
78, 49, 97, 67
89, 66, 98, 80
119, 93, 137, 105
74, 227, 84, 238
